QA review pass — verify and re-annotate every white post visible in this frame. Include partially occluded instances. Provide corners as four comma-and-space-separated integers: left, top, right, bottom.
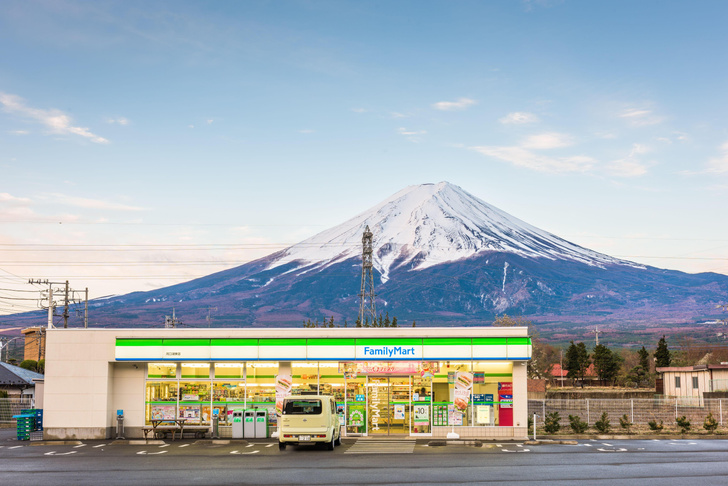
631, 399, 634, 424
721, 399, 723, 426
533, 413, 537, 440
587, 399, 590, 425
47, 286, 54, 329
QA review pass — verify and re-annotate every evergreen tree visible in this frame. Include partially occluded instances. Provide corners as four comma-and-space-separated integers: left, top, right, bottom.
391, 316, 398, 327
565, 341, 590, 383
638, 346, 650, 372
592, 344, 621, 384
412, 320, 416, 327
355, 317, 362, 328
655, 335, 671, 367
384, 312, 391, 327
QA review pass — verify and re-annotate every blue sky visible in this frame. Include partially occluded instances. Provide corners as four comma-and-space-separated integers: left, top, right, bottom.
1, 0, 728, 311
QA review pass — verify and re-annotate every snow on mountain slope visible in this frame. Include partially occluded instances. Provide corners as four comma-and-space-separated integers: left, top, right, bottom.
268, 182, 642, 282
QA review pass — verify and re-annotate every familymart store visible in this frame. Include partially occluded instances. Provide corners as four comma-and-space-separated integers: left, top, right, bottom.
42, 327, 531, 440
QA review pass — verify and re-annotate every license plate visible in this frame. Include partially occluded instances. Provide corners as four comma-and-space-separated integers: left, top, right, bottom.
298, 435, 311, 441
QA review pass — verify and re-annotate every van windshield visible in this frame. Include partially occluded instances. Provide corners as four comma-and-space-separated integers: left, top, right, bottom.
283, 399, 322, 415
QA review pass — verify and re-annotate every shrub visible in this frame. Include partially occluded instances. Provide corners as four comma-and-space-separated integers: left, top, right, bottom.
0, 390, 8, 398
569, 414, 588, 434
648, 419, 664, 432
594, 412, 611, 434
704, 413, 719, 433
544, 411, 561, 434
19, 360, 38, 372
619, 414, 632, 432
676, 416, 691, 433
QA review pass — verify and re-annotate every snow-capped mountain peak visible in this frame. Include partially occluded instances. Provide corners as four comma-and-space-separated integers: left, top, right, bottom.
268, 182, 638, 280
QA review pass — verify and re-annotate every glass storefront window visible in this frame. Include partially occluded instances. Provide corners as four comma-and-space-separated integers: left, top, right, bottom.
247, 362, 277, 404
214, 362, 245, 379
148, 363, 176, 379
181, 363, 210, 379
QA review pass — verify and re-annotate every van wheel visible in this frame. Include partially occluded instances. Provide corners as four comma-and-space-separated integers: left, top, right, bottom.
278, 442, 286, 451
327, 437, 335, 450
334, 433, 341, 446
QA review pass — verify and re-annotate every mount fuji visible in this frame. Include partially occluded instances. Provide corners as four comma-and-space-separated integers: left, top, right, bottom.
6, 182, 728, 330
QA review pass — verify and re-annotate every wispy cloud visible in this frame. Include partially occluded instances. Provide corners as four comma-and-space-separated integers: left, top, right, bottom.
432, 98, 477, 111
605, 144, 653, 177
9, 129, 30, 135
706, 141, 728, 174
397, 127, 427, 143
0, 193, 31, 204
521, 132, 573, 150
390, 112, 408, 119
471, 145, 595, 173
44, 193, 145, 211
0, 92, 109, 143
619, 107, 664, 127
105, 117, 130, 125
499, 112, 539, 125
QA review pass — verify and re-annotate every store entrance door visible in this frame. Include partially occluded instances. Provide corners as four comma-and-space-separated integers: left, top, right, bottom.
368, 376, 410, 435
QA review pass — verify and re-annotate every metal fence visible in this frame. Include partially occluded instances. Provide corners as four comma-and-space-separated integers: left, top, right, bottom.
0, 397, 35, 424
528, 398, 728, 427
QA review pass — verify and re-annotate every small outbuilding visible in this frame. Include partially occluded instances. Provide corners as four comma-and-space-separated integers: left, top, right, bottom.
0, 362, 44, 399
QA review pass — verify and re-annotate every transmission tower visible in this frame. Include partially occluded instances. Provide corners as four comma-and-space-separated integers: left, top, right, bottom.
359, 225, 376, 325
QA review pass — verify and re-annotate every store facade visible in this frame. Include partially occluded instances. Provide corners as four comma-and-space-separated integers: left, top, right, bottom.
43, 327, 531, 440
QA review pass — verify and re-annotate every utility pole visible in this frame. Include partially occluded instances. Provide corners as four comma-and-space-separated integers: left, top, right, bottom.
591, 325, 602, 347
560, 349, 563, 388
358, 225, 376, 326
84, 288, 89, 329
206, 306, 218, 328
62, 280, 69, 328
164, 308, 181, 328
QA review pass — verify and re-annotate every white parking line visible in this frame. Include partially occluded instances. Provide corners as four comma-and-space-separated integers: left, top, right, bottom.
602, 443, 612, 446
245, 444, 254, 448
74, 444, 87, 448
8, 446, 23, 449
45, 451, 77, 456
265, 443, 275, 448
230, 450, 239, 454
159, 444, 169, 448
136, 450, 168, 455
178, 444, 190, 448
93, 444, 106, 448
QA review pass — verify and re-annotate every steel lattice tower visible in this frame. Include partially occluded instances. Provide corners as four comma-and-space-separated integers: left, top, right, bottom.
359, 225, 376, 325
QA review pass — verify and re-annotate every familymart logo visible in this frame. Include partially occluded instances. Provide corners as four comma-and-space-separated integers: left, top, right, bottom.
363, 346, 418, 358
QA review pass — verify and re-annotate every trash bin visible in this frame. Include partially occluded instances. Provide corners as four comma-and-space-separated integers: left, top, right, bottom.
212, 415, 220, 439
116, 410, 125, 439
231, 410, 244, 439
243, 410, 255, 438
255, 410, 267, 438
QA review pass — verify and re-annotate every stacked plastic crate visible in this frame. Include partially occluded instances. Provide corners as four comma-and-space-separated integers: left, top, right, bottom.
13, 411, 35, 441
13, 409, 43, 441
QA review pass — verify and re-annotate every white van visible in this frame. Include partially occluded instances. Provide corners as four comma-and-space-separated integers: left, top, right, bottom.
278, 395, 341, 451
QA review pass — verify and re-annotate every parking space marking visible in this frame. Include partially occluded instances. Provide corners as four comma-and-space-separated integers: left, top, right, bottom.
45, 451, 77, 456
265, 443, 275, 448
136, 450, 168, 455
74, 444, 87, 448
93, 444, 106, 448
159, 444, 169, 448
8, 446, 23, 449
245, 444, 254, 448
178, 444, 190, 448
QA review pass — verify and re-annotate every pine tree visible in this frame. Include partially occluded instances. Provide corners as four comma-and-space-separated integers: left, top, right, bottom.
384, 312, 391, 327
391, 316, 398, 327
593, 344, 621, 384
565, 341, 590, 383
655, 335, 671, 367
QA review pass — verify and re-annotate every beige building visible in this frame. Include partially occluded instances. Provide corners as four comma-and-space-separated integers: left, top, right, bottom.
43, 326, 532, 440
657, 364, 728, 397
22, 327, 46, 361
